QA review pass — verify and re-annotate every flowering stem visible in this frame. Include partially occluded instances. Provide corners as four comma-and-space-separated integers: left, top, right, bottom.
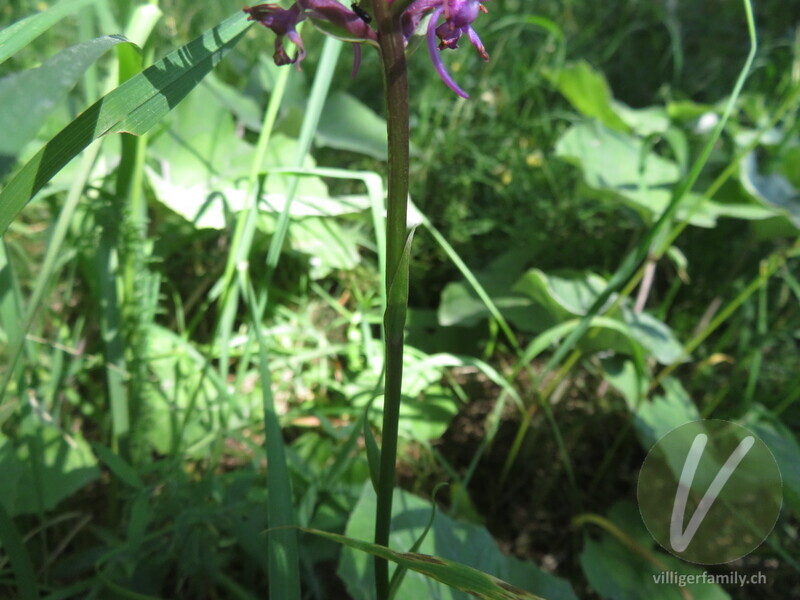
372, 1, 410, 598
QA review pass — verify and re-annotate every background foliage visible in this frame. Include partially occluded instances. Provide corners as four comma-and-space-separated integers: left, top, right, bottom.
0, 0, 798, 598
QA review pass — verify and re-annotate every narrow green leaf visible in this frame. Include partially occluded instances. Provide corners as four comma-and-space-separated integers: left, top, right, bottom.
0, 500, 39, 600
0, 11, 251, 235
384, 227, 416, 343
240, 274, 301, 600
387, 482, 448, 599
0, 240, 29, 384
0, 35, 129, 179
363, 399, 381, 494
304, 527, 547, 600
489, 15, 565, 41
123, 3, 162, 48
411, 200, 518, 350
91, 442, 144, 490
0, 0, 100, 64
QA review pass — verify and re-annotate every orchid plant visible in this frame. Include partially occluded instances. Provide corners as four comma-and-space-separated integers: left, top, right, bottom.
244, 0, 489, 98
243, 1, 490, 598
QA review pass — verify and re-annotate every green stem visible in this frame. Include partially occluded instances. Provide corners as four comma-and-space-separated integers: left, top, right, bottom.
373, 2, 410, 599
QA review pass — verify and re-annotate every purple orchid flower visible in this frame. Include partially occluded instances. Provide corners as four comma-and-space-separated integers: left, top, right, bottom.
420, 0, 489, 98
245, 0, 377, 76
244, 3, 308, 66
245, 0, 489, 97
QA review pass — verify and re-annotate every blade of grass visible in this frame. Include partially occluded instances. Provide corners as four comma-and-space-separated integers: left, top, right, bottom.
223, 52, 293, 411
301, 527, 547, 600
0, 10, 252, 235
387, 482, 448, 599
240, 271, 300, 600
652, 250, 790, 389
0, 35, 128, 180
0, 0, 100, 64
96, 218, 130, 451
0, 501, 39, 600
264, 36, 343, 283
409, 200, 518, 351
0, 240, 31, 388
214, 33, 339, 436
0, 146, 102, 404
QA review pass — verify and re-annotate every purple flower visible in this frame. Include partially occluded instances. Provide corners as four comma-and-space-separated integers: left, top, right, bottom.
417, 0, 489, 98
245, 0, 489, 98
244, 4, 307, 66
298, 0, 376, 42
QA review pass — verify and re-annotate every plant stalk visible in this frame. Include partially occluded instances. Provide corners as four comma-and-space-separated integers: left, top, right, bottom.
373, 1, 411, 598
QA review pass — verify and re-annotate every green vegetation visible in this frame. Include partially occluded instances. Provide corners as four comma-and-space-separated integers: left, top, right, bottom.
1, 0, 798, 598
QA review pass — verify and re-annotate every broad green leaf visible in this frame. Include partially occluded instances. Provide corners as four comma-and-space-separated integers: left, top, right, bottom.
553, 120, 739, 227
555, 121, 781, 228
367, 387, 458, 441
438, 281, 536, 329
579, 503, 730, 600
601, 356, 645, 410
144, 81, 264, 229
621, 309, 684, 365
261, 170, 372, 216
611, 102, 671, 136
441, 268, 680, 363
335, 484, 575, 600
0, 11, 252, 235
348, 347, 460, 441
781, 145, 800, 189
352, 352, 508, 441
289, 216, 362, 278
317, 92, 388, 160
0, 0, 100, 64
665, 100, 719, 121
0, 35, 128, 179
0, 423, 99, 516
436, 251, 536, 331
632, 377, 700, 451
742, 407, 800, 517
544, 61, 629, 131
616, 188, 778, 228
145, 81, 336, 229
555, 121, 680, 189
513, 269, 682, 363
513, 269, 612, 320
739, 152, 800, 229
